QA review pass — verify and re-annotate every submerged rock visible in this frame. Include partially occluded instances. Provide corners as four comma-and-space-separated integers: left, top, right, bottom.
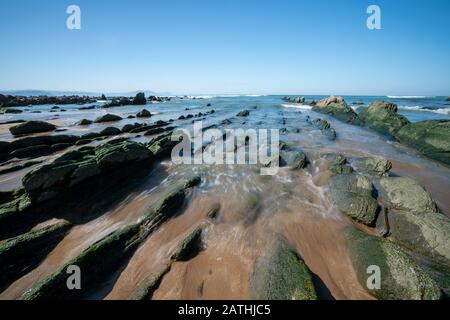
361, 101, 409, 137
329, 174, 378, 225
290, 152, 308, 170
76, 119, 93, 126
396, 120, 450, 166
237, 110, 250, 117
345, 226, 441, 300
251, 241, 317, 300
171, 227, 203, 261
9, 121, 56, 136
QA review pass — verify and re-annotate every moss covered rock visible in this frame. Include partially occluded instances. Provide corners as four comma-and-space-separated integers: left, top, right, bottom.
352, 157, 392, 177
313, 96, 361, 124
396, 120, 450, 166
361, 101, 409, 137
251, 241, 317, 300
380, 177, 437, 214
329, 174, 379, 226
345, 227, 442, 300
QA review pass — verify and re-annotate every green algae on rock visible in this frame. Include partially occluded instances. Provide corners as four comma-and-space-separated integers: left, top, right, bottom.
360, 101, 409, 137
345, 226, 442, 300
251, 241, 318, 300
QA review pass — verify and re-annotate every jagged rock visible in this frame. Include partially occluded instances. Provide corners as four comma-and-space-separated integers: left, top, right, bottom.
136, 109, 151, 118
22, 140, 153, 203
0, 220, 72, 289
94, 114, 123, 123
171, 228, 203, 261
361, 101, 409, 137
251, 240, 318, 300
22, 177, 200, 300
345, 226, 441, 300
9, 121, 56, 136
146, 131, 180, 158
329, 174, 378, 225
313, 96, 361, 124
352, 157, 392, 177
312, 119, 337, 141
132, 92, 146, 105
396, 120, 450, 166
290, 152, 308, 170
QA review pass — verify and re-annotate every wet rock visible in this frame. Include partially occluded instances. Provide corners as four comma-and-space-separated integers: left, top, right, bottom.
352, 157, 392, 177
22, 177, 201, 300
396, 120, 450, 166
290, 152, 308, 170
76, 119, 93, 126
146, 131, 180, 159
0, 189, 32, 227
312, 119, 337, 141
10, 145, 52, 159
1, 108, 23, 114
171, 227, 203, 261
9, 121, 56, 136
130, 265, 171, 300
94, 114, 123, 123
136, 109, 152, 118
121, 123, 144, 133
379, 177, 437, 214
206, 203, 221, 220
313, 96, 361, 124
329, 174, 378, 225
221, 119, 232, 125
99, 127, 122, 136
345, 226, 441, 300
132, 92, 147, 105
251, 240, 318, 300
283, 97, 305, 104
22, 140, 153, 203
361, 101, 409, 137
0, 220, 72, 289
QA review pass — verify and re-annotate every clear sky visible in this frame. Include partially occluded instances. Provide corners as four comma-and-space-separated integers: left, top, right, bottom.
0, 0, 449, 95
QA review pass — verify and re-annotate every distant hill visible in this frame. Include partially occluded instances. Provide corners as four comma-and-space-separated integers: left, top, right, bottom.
0, 90, 169, 97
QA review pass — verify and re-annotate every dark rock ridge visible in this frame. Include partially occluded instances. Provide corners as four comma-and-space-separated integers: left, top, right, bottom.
0, 95, 96, 108
94, 114, 123, 123
283, 96, 305, 104
136, 109, 152, 118
22, 177, 201, 300
9, 121, 56, 136
22, 139, 153, 203
311, 118, 337, 141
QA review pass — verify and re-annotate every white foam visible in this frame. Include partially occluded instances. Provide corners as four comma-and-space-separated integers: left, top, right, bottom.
387, 96, 431, 99
398, 106, 450, 115
281, 103, 313, 110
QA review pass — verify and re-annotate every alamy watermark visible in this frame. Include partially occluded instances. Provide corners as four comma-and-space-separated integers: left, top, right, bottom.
66, 5, 81, 30
367, 5, 382, 30
171, 121, 280, 176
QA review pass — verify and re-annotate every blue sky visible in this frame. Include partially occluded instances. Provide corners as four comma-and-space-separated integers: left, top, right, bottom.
0, 0, 449, 95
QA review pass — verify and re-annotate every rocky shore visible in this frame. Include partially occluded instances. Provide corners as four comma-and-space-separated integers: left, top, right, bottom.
0, 93, 449, 300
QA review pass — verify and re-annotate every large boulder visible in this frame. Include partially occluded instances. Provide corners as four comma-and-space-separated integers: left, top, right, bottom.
379, 177, 437, 214
378, 176, 450, 271
329, 174, 378, 225
94, 114, 123, 123
345, 227, 442, 300
9, 121, 56, 136
396, 120, 450, 166
361, 101, 409, 137
313, 96, 361, 124
251, 241, 317, 300
22, 140, 153, 203
132, 92, 147, 105
352, 157, 392, 177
